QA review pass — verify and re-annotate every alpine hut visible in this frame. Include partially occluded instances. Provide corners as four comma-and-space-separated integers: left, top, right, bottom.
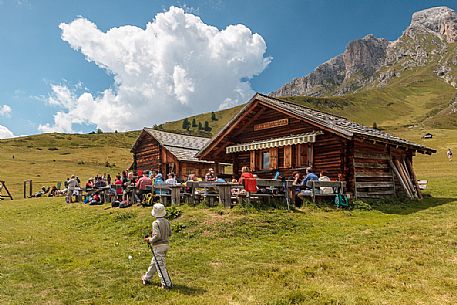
196, 93, 436, 199
131, 129, 221, 180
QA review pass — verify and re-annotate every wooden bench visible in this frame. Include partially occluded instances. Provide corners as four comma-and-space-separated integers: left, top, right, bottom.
297, 181, 347, 203
233, 179, 292, 209
146, 184, 181, 206
185, 181, 220, 207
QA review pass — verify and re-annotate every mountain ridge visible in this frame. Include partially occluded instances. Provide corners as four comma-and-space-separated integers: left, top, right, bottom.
271, 6, 457, 98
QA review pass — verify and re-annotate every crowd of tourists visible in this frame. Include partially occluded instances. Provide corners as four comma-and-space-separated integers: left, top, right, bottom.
52, 165, 341, 209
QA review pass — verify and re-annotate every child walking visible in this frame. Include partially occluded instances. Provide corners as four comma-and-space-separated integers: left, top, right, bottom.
142, 203, 173, 289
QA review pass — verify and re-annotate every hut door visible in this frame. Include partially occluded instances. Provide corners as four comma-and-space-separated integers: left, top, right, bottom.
308, 144, 314, 167
284, 145, 292, 168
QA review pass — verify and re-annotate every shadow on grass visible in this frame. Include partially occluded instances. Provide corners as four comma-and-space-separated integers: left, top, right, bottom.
370, 196, 457, 215
172, 284, 206, 295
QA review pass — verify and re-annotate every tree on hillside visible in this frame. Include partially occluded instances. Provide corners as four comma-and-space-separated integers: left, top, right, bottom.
204, 121, 212, 132
211, 112, 218, 121
182, 118, 190, 130
192, 118, 197, 127
97, 128, 103, 134
372, 122, 378, 129
198, 122, 203, 130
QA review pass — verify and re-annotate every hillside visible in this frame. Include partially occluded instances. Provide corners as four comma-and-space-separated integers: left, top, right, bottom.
0, 132, 139, 197
159, 69, 456, 135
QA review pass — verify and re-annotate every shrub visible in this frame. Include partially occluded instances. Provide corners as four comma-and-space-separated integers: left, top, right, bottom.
166, 206, 182, 220
352, 199, 372, 211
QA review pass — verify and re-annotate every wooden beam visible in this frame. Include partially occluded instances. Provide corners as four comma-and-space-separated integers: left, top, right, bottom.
354, 152, 390, 160
406, 158, 422, 199
354, 162, 389, 169
390, 159, 413, 198
355, 172, 393, 178
356, 182, 395, 188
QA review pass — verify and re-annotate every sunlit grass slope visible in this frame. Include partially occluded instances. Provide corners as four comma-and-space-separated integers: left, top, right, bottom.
0, 132, 139, 198
0, 127, 457, 304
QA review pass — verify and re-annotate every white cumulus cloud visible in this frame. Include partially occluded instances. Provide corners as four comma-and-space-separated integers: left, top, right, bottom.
0, 104, 12, 117
0, 125, 14, 139
40, 6, 271, 133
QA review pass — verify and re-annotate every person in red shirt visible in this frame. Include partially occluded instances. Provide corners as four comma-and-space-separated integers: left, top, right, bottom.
136, 171, 153, 202
238, 166, 257, 193
114, 175, 123, 200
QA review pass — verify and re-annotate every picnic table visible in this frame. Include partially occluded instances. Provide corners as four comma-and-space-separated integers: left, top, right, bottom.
82, 186, 112, 203
186, 180, 292, 209
144, 183, 182, 206
294, 180, 347, 203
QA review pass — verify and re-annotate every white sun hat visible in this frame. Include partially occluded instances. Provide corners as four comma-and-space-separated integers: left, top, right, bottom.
151, 203, 166, 217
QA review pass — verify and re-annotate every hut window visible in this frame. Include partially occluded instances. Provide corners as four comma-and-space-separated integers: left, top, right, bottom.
262, 151, 270, 169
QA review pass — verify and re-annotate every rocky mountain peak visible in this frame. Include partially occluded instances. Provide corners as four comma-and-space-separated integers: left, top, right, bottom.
271, 6, 457, 99
409, 6, 457, 43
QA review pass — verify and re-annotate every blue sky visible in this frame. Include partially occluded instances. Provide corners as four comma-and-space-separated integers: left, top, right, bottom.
0, 0, 456, 136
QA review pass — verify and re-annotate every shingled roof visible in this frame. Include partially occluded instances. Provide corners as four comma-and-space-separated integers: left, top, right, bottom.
143, 128, 210, 150
197, 93, 436, 157
135, 129, 212, 163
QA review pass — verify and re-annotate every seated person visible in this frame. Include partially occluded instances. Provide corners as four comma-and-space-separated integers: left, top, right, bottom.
85, 178, 94, 189
114, 175, 123, 200
94, 177, 107, 188
165, 173, 177, 185
238, 166, 257, 194
48, 186, 58, 197
319, 171, 333, 195
292, 172, 303, 206
33, 186, 49, 197
89, 193, 101, 205
136, 171, 152, 201
204, 168, 216, 182
297, 167, 319, 200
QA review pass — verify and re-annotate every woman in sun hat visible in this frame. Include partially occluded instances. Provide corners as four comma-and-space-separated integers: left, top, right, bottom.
142, 203, 172, 289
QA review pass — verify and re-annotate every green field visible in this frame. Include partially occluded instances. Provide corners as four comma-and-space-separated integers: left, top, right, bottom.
1, 128, 457, 304
0, 132, 139, 198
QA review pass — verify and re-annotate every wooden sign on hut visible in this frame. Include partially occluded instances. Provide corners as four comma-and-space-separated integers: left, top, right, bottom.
197, 93, 436, 199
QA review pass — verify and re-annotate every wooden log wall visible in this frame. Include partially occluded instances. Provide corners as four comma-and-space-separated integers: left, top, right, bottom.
352, 140, 395, 198
231, 132, 347, 182
133, 134, 161, 170
312, 134, 346, 180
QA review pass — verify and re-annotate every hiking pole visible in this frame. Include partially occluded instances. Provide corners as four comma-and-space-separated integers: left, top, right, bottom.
145, 236, 172, 289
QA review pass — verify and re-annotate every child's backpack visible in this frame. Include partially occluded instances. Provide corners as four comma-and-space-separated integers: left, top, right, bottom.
335, 193, 349, 208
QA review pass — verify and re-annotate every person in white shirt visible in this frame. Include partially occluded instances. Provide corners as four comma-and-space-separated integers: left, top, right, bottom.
319, 171, 333, 195
165, 173, 177, 185
66, 175, 80, 203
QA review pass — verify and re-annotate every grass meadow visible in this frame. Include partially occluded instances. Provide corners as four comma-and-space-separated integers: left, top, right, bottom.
0, 128, 457, 304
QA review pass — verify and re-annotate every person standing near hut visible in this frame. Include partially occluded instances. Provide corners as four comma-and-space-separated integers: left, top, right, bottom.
447, 148, 453, 161
142, 203, 173, 289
